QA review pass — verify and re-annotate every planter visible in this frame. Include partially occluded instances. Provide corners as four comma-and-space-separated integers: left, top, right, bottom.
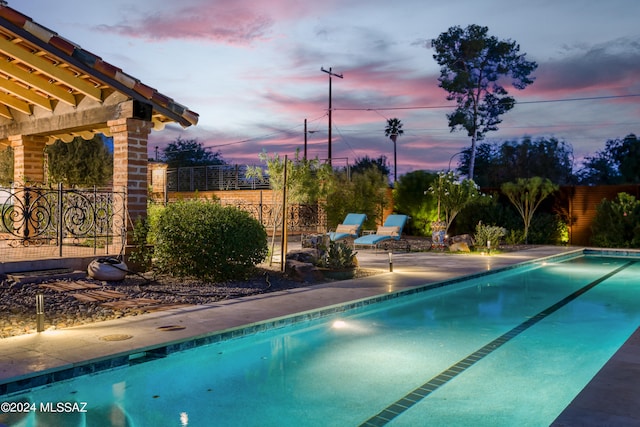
317, 267, 357, 281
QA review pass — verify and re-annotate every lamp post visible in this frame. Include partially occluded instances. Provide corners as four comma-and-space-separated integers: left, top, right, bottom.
321, 67, 343, 165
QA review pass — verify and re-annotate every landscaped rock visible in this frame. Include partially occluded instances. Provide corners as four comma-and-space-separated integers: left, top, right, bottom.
285, 260, 324, 282
449, 234, 475, 247
449, 242, 471, 252
286, 249, 320, 264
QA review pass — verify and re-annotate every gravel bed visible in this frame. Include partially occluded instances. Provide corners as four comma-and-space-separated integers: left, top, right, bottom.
0, 267, 380, 339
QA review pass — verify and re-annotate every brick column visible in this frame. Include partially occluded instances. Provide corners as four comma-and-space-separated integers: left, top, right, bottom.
108, 118, 152, 236
9, 134, 47, 185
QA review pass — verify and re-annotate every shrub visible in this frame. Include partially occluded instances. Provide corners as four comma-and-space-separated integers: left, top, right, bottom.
591, 193, 640, 248
528, 212, 566, 245
504, 229, 525, 245
318, 241, 357, 269
392, 170, 439, 236
128, 216, 153, 271
473, 222, 506, 248
128, 203, 166, 271
153, 200, 268, 280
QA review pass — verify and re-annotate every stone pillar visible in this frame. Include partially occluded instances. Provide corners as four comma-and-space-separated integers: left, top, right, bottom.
108, 118, 152, 239
9, 134, 47, 185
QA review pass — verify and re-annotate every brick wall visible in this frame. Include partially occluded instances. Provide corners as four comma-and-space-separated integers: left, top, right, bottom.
109, 118, 152, 223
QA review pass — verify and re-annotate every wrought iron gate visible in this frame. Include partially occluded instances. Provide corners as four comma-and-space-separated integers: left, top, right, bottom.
0, 184, 127, 262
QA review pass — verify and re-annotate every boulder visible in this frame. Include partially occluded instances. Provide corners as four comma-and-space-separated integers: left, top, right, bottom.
449, 242, 471, 252
286, 248, 319, 264
449, 234, 474, 246
285, 259, 323, 282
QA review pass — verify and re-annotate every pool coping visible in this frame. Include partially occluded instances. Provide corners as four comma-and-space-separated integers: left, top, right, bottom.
0, 246, 615, 397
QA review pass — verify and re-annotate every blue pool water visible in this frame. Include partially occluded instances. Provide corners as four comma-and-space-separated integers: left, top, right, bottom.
3, 254, 640, 426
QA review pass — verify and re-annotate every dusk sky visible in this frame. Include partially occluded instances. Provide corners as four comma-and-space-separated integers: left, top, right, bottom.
17, 0, 640, 175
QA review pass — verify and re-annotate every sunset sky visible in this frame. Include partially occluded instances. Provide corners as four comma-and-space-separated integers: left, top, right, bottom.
16, 0, 640, 175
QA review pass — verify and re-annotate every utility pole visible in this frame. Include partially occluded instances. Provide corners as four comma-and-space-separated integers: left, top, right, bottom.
321, 67, 343, 165
304, 119, 308, 160
303, 118, 318, 161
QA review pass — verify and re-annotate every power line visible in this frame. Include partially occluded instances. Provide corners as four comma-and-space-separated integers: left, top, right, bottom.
203, 114, 327, 149
333, 93, 640, 112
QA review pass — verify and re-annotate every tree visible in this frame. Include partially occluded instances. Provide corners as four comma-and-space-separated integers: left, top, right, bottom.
351, 155, 390, 178
501, 177, 558, 243
428, 171, 481, 235
577, 134, 640, 184
576, 150, 619, 185
393, 170, 439, 236
432, 24, 537, 181
384, 118, 404, 183
45, 135, 113, 187
246, 150, 332, 261
162, 137, 225, 168
459, 137, 574, 187
0, 147, 12, 186
324, 165, 389, 230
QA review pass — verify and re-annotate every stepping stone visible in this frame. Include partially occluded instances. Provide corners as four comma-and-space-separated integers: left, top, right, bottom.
8, 268, 86, 284
40, 281, 100, 292
71, 290, 127, 303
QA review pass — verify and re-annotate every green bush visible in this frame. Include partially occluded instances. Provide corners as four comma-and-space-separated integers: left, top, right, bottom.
153, 200, 268, 280
392, 170, 439, 236
504, 229, 525, 245
473, 222, 506, 248
528, 212, 566, 245
318, 241, 357, 269
591, 193, 640, 248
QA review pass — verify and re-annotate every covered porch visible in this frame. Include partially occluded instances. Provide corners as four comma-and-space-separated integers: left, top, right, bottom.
0, 4, 198, 264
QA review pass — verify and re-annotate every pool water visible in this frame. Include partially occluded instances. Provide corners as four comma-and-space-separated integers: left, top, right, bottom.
3, 255, 640, 426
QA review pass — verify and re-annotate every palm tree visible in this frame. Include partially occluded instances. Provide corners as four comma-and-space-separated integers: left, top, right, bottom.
384, 118, 404, 183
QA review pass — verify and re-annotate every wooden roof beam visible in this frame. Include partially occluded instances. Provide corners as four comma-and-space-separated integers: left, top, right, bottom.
0, 75, 52, 110
0, 37, 102, 102
0, 102, 11, 119
0, 90, 30, 114
0, 59, 76, 106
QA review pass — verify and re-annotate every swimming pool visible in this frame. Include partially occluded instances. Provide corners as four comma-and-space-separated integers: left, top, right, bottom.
2, 253, 640, 426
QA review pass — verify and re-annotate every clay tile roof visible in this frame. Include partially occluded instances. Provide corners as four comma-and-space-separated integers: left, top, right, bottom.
0, 4, 198, 129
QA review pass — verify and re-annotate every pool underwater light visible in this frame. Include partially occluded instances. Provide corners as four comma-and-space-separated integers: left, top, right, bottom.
332, 320, 347, 329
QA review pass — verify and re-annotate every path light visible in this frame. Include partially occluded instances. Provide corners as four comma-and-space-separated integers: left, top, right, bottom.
388, 252, 393, 272
36, 292, 45, 332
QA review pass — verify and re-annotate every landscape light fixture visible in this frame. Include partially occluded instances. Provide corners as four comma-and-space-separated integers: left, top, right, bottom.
321, 66, 343, 165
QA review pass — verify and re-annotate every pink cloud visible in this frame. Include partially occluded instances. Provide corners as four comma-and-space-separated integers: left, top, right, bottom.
98, 0, 335, 45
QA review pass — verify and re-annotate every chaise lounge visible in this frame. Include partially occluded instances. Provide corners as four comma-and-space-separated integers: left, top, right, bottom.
328, 213, 367, 242
353, 214, 408, 249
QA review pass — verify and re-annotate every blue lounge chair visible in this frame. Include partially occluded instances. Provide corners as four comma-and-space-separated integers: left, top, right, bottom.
328, 213, 367, 242
353, 214, 408, 248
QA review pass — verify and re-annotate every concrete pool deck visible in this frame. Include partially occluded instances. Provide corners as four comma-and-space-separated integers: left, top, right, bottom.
0, 245, 638, 425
